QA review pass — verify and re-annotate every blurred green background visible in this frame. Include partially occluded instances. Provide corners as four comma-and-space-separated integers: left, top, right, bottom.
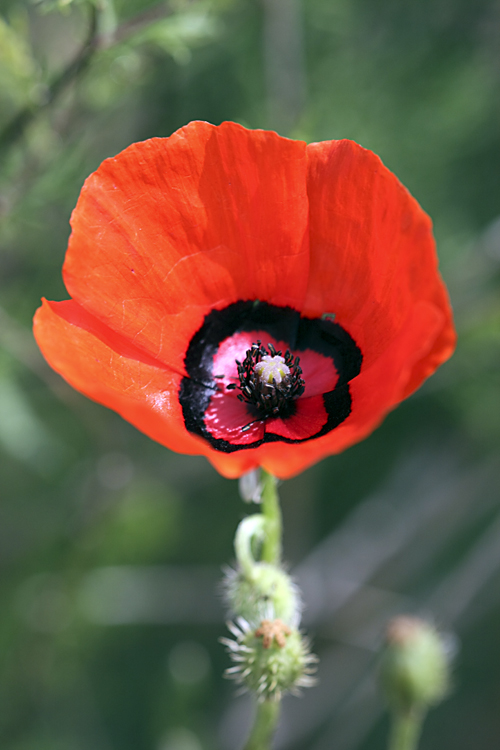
1, 0, 500, 748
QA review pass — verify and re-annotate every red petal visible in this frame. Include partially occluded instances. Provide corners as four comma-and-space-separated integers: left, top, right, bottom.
203, 391, 265, 445
63, 122, 309, 373
204, 450, 264, 479
251, 298, 449, 479
265, 396, 328, 440
304, 139, 455, 378
298, 349, 338, 396
400, 283, 456, 398
33, 299, 204, 455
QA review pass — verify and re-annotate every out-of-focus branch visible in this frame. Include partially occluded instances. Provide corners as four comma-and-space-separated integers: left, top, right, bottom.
112, 1, 173, 43
0, 3, 99, 155
0, 1, 173, 156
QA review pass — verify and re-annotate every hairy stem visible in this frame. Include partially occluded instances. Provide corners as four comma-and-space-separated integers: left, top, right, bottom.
243, 698, 280, 750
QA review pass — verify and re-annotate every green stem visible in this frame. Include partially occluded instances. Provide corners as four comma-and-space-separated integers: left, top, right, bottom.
388, 709, 424, 750
260, 470, 282, 565
243, 699, 280, 750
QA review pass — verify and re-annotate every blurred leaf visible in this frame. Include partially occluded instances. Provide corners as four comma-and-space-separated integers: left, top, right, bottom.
0, 369, 67, 474
78, 479, 181, 565
0, 14, 40, 121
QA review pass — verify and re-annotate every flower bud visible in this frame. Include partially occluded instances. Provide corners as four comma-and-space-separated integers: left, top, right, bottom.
380, 616, 450, 714
225, 562, 301, 627
221, 618, 317, 701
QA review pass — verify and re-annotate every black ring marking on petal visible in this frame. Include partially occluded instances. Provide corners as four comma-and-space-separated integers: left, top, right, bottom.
179, 301, 362, 453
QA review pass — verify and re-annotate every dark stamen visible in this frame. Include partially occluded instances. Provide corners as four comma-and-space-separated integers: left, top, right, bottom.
231, 341, 305, 423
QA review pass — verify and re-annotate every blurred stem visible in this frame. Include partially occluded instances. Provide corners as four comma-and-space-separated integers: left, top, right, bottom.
262, 0, 306, 133
243, 698, 280, 750
0, 2, 99, 155
260, 470, 282, 565
388, 709, 424, 750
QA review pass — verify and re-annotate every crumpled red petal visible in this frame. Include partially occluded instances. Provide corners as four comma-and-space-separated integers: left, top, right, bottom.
33, 299, 204, 455
63, 121, 309, 374
304, 138, 456, 375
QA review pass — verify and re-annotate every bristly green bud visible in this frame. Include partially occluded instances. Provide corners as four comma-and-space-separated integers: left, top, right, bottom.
224, 562, 301, 627
221, 617, 317, 701
380, 616, 450, 714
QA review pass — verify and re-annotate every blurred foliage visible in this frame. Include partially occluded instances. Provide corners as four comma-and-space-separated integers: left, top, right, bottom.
0, 0, 500, 749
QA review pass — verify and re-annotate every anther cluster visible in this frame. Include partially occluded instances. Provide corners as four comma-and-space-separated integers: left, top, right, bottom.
228, 342, 305, 423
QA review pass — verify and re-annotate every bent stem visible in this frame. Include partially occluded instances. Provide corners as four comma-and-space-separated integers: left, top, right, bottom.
388, 709, 424, 750
243, 698, 280, 750
260, 470, 282, 565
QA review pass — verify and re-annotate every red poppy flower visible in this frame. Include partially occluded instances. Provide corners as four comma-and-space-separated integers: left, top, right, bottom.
33, 121, 456, 479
